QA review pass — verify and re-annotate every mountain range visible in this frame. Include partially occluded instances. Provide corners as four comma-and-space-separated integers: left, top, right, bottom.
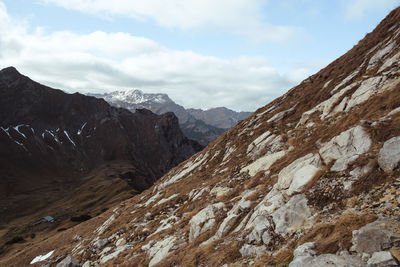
0, 67, 202, 257
2, 6, 400, 267
89, 90, 251, 146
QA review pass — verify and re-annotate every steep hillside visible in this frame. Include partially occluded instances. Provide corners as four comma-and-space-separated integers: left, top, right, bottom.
0, 68, 202, 258
90, 90, 251, 146
3, 6, 400, 267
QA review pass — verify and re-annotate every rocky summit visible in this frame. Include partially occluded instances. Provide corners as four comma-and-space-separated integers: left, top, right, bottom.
90, 90, 251, 146
2, 6, 400, 267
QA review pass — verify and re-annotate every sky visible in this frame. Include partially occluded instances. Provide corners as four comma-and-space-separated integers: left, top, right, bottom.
0, 0, 398, 111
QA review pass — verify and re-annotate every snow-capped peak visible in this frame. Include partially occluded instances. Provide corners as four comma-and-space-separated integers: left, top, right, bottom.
106, 89, 169, 104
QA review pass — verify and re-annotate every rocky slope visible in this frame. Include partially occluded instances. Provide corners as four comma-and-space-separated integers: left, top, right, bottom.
90, 90, 251, 146
3, 6, 400, 267
0, 67, 202, 258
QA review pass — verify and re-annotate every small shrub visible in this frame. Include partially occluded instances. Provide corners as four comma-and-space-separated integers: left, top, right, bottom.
5, 236, 25, 245
70, 214, 92, 222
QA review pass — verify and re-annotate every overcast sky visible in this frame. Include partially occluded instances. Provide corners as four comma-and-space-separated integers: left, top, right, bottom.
0, 0, 398, 111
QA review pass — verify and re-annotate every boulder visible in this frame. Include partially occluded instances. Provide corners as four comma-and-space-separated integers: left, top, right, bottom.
367, 251, 398, 267
351, 219, 393, 254
55, 255, 79, 267
188, 203, 225, 242
378, 136, 400, 172
277, 153, 322, 195
272, 194, 312, 235
289, 253, 366, 267
319, 126, 371, 172
239, 244, 265, 257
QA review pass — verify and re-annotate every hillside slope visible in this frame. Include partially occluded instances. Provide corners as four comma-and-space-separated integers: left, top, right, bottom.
3, 6, 400, 267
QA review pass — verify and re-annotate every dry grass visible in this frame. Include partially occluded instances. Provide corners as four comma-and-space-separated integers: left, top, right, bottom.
298, 213, 377, 254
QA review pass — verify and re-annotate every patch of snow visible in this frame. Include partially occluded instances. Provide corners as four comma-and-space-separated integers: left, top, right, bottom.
14, 140, 27, 151
64, 130, 76, 147
77, 122, 87, 135
14, 125, 27, 139
30, 250, 55, 264
45, 130, 60, 143
1, 127, 11, 139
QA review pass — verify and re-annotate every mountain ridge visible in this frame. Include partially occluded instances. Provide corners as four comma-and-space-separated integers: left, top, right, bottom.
89, 89, 251, 146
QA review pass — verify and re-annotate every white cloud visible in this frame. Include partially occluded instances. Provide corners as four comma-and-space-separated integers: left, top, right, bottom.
345, 0, 399, 20
0, 1, 304, 111
39, 0, 299, 43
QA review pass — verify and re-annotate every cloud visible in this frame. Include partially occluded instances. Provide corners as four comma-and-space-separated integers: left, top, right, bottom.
345, 0, 399, 20
39, 0, 299, 43
0, 1, 305, 111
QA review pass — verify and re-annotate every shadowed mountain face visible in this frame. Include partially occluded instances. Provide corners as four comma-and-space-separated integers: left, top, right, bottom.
90, 90, 251, 146
0, 66, 202, 224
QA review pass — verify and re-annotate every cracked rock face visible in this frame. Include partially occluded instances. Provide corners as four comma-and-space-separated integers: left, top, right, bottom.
319, 126, 372, 172
378, 136, 400, 172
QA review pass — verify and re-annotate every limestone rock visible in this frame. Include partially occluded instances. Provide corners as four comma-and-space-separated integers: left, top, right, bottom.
293, 242, 317, 258
319, 126, 371, 172
272, 194, 312, 235
56, 255, 79, 267
277, 153, 322, 195
239, 244, 265, 257
189, 203, 225, 242
378, 136, 400, 172
289, 253, 366, 267
351, 219, 393, 254
367, 251, 398, 267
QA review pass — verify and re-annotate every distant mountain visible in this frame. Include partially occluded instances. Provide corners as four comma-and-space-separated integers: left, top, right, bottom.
0, 67, 202, 253
89, 90, 252, 146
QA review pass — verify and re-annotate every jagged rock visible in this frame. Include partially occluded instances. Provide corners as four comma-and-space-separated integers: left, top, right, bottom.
351, 219, 393, 254
293, 242, 317, 258
93, 238, 109, 251
81, 261, 91, 267
319, 126, 371, 172
290, 242, 365, 267
289, 253, 366, 267
272, 194, 312, 235
55, 255, 79, 267
239, 244, 265, 257
367, 251, 398, 267
277, 153, 322, 195
142, 236, 177, 267
189, 203, 225, 242
378, 136, 400, 172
